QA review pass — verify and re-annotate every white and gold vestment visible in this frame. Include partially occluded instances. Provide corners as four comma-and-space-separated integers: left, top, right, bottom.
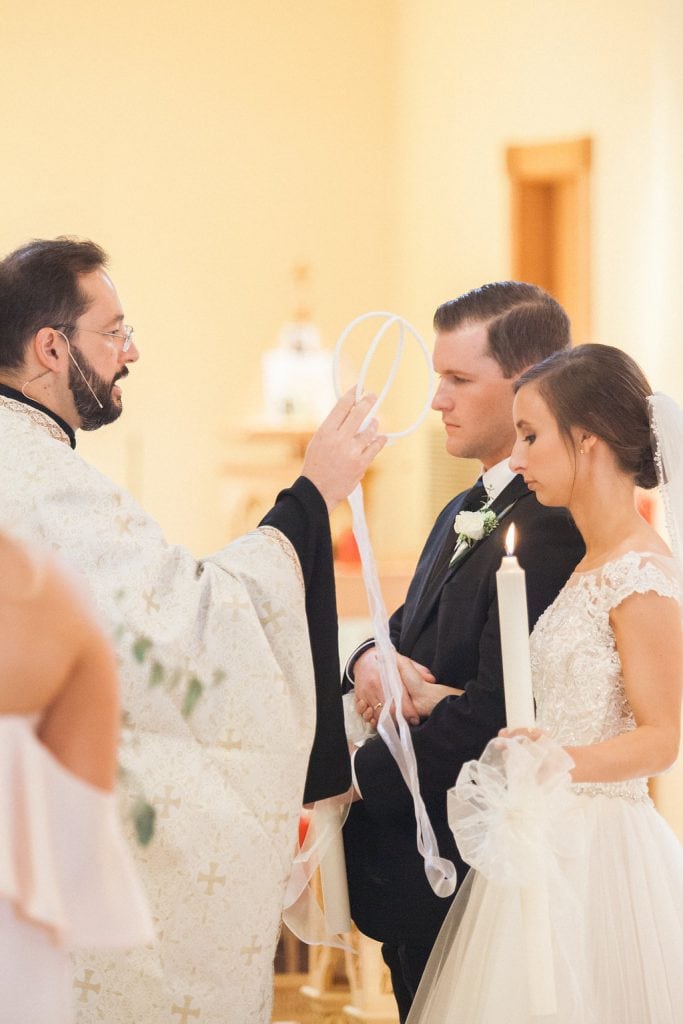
0, 394, 324, 1023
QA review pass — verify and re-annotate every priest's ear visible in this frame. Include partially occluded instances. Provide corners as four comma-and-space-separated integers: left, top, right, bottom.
33, 327, 70, 373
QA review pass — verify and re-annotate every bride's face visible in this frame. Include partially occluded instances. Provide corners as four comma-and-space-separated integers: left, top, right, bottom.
509, 384, 580, 506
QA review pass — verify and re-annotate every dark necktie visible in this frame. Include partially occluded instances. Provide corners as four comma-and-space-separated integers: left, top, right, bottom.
427, 477, 488, 583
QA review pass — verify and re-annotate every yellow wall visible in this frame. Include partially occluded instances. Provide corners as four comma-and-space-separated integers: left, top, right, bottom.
1, 0, 400, 552
375, 0, 683, 557
394, 0, 663, 353
4, 0, 683, 566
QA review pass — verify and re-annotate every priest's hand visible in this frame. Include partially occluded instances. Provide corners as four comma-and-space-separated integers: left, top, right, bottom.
302, 389, 387, 511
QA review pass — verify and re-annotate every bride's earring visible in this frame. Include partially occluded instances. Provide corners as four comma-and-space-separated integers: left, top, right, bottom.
579, 446, 585, 455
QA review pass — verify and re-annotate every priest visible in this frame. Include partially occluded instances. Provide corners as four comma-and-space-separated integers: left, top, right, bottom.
0, 237, 385, 1023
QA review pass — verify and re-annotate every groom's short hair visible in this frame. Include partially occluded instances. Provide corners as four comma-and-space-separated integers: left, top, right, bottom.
0, 237, 107, 369
433, 281, 571, 378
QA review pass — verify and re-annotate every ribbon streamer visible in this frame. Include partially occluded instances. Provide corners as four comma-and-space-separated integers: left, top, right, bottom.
335, 312, 457, 897
284, 312, 451, 948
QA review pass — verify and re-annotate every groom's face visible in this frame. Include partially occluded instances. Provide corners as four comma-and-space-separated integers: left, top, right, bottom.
431, 321, 516, 470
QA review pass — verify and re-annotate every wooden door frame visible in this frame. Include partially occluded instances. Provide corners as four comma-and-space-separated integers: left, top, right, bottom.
507, 137, 592, 342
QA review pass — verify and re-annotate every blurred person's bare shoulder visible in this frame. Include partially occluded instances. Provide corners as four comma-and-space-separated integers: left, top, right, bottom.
0, 534, 113, 714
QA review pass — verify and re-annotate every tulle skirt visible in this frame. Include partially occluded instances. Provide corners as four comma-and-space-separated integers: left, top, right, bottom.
407, 793, 683, 1023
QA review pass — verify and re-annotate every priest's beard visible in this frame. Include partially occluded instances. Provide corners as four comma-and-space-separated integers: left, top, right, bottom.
68, 346, 127, 431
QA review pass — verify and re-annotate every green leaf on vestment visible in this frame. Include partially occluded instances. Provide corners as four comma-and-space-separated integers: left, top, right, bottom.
132, 635, 153, 662
182, 676, 203, 718
132, 798, 156, 846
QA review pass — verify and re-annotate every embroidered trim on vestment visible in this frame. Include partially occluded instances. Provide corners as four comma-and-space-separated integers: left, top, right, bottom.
0, 395, 71, 447
259, 526, 305, 590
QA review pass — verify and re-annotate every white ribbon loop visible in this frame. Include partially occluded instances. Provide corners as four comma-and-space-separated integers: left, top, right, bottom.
333, 311, 435, 440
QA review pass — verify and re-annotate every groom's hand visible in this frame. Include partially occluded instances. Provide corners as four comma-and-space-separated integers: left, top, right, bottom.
354, 648, 394, 726
354, 649, 434, 727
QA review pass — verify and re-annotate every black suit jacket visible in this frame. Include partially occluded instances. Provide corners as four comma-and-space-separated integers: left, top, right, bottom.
343, 475, 584, 945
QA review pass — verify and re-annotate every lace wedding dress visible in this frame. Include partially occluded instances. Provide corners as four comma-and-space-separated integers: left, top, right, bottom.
408, 551, 683, 1023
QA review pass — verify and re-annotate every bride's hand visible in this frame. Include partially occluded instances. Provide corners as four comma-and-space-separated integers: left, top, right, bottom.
398, 656, 463, 720
498, 726, 545, 742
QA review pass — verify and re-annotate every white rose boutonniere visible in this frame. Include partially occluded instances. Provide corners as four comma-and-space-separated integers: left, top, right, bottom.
454, 508, 498, 543
451, 500, 500, 564
449, 495, 518, 567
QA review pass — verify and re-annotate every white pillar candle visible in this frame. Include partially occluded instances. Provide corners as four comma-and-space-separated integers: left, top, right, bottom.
496, 523, 535, 728
496, 523, 556, 1017
316, 802, 351, 936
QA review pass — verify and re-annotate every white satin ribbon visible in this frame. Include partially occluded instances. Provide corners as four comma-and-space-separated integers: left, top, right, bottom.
283, 312, 451, 950
347, 483, 457, 897
336, 312, 457, 898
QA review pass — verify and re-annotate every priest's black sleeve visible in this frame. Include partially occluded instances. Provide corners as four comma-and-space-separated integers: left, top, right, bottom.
259, 475, 351, 804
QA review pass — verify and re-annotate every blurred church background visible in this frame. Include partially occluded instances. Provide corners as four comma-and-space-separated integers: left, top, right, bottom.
4, 1, 683, 1019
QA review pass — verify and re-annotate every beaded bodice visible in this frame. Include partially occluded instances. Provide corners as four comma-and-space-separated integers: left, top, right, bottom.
530, 551, 680, 800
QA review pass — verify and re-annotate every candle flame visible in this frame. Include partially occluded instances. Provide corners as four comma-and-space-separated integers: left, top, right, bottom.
505, 523, 516, 555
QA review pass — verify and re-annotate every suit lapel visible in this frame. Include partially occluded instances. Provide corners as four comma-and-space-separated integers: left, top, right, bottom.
399, 475, 530, 655
404, 487, 475, 618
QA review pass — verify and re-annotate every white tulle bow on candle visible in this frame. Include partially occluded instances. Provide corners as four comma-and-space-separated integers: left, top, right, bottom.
449, 734, 581, 1016
448, 734, 579, 887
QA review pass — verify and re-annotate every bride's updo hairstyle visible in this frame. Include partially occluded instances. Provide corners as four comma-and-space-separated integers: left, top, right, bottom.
514, 343, 658, 490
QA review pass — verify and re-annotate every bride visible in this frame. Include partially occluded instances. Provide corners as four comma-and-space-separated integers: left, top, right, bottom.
407, 344, 683, 1023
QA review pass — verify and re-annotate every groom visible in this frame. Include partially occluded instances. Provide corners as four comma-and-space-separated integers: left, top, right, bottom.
342, 282, 585, 1021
